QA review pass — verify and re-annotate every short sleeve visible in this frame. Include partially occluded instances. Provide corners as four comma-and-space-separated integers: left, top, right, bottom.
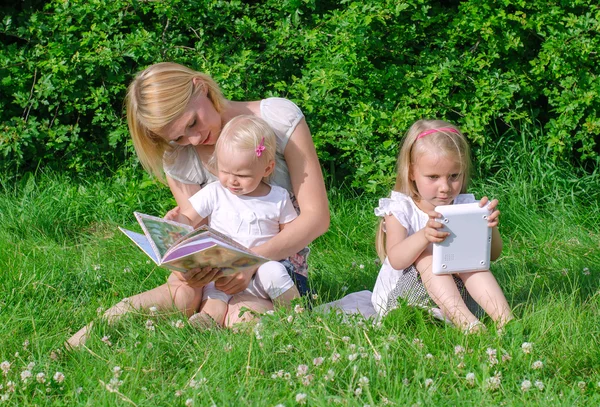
278, 189, 299, 224
163, 146, 215, 186
374, 192, 414, 231
260, 98, 304, 155
188, 182, 218, 218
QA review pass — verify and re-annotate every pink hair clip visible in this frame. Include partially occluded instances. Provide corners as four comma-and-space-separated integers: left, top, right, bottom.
417, 127, 460, 139
255, 137, 266, 157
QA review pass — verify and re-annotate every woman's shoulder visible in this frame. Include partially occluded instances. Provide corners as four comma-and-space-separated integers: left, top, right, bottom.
260, 98, 304, 137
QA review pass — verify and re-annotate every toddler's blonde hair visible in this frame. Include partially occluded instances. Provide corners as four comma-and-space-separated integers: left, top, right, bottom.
375, 119, 472, 261
212, 115, 277, 181
125, 62, 227, 182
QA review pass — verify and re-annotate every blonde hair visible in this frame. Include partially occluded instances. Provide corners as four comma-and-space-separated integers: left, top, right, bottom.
125, 62, 228, 182
376, 119, 472, 261
212, 115, 277, 181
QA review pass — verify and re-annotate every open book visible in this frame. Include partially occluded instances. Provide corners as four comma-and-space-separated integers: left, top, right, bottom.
119, 212, 268, 275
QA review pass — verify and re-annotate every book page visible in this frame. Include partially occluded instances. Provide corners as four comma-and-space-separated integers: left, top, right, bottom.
163, 238, 267, 276
135, 212, 194, 259
118, 228, 161, 265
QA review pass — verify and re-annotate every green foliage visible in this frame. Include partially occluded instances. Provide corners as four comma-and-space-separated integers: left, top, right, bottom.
1, 0, 599, 192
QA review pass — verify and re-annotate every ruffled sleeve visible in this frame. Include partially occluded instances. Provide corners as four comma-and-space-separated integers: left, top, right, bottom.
374, 191, 416, 232
163, 146, 216, 186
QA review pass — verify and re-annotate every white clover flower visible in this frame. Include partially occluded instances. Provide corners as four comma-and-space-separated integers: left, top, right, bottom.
359, 376, 369, 387
22, 340, 29, 350
354, 387, 362, 396
20, 370, 32, 382
145, 320, 155, 331
412, 338, 424, 348
374, 352, 382, 361
53, 372, 65, 383
149, 306, 158, 313
341, 286, 348, 292
302, 374, 314, 386
486, 371, 502, 391
454, 345, 465, 355
265, 310, 275, 316
286, 344, 293, 351
424, 378, 433, 388
1, 361, 11, 375
294, 305, 304, 314
342, 336, 350, 342
324, 369, 335, 382
101, 335, 112, 346
403, 377, 410, 386
26, 362, 35, 371
348, 353, 358, 361
583, 267, 590, 275
520, 379, 532, 392
36, 372, 46, 383
578, 381, 586, 391
502, 353, 512, 362
312, 293, 319, 300
93, 264, 101, 271
296, 392, 307, 404
532, 360, 544, 370
174, 320, 185, 329
313, 357, 324, 366
287, 315, 294, 323
284, 372, 291, 380
185, 399, 193, 407
296, 365, 309, 377
535, 380, 544, 391
521, 342, 533, 354
331, 353, 341, 363
6, 381, 16, 392
359, 264, 365, 269
112, 366, 122, 377
123, 267, 131, 273
466, 372, 475, 386
457, 361, 466, 369
425, 353, 433, 360
174, 389, 183, 397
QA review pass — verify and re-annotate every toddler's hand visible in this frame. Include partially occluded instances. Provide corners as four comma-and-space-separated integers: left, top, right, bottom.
424, 210, 450, 243
479, 196, 500, 228
164, 206, 181, 221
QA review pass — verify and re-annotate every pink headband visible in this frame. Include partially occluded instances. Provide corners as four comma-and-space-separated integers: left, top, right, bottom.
417, 127, 460, 139
255, 137, 266, 157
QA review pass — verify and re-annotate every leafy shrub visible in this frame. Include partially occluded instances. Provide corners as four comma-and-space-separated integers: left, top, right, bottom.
0, 0, 598, 193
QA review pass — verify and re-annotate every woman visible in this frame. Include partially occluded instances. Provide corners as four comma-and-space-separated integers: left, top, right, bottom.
67, 62, 329, 346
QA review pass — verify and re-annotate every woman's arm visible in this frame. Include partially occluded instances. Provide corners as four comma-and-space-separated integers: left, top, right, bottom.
251, 118, 330, 260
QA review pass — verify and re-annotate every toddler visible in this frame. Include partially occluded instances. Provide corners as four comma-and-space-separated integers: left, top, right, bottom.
372, 119, 513, 332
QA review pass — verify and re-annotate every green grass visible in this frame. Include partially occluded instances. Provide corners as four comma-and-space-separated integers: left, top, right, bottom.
0, 155, 599, 405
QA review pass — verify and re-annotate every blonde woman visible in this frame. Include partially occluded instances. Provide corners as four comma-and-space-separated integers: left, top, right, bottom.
67, 62, 329, 347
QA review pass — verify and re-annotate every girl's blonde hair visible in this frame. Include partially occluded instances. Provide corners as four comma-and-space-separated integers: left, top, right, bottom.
212, 115, 277, 181
125, 62, 228, 182
375, 119, 472, 261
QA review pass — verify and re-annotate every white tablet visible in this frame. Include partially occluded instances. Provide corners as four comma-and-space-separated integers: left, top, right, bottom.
432, 202, 492, 275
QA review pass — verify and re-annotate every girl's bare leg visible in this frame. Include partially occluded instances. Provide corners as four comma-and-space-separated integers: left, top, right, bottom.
224, 292, 274, 327
458, 271, 513, 327
415, 251, 481, 330
66, 273, 203, 348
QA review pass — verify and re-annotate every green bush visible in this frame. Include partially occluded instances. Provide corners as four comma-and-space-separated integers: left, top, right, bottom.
1, 0, 598, 192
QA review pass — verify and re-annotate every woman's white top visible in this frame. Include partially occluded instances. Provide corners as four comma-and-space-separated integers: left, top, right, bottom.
189, 181, 298, 249
163, 97, 304, 194
371, 191, 475, 315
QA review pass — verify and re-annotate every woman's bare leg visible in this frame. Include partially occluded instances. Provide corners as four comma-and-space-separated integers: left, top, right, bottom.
224, 292, 274, 327
66, 273, 203, 348
458, 271, 513, 326
415, 251, 480, 330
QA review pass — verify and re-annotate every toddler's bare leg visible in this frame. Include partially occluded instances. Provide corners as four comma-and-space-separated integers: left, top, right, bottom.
224, 292, 274, 327
458, 271, 513, 326
415, 251, 480, 330
66, 273, 203, 348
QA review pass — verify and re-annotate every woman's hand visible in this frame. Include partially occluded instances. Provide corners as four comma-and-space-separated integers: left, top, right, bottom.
172, 267, 222, 288
214, 267, 256, 295
424, 210, 450, 243
480, 196, 500, 228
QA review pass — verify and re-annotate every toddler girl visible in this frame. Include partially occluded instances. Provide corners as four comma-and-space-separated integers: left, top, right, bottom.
170, 115, 301, 327
372, 119, 513, 332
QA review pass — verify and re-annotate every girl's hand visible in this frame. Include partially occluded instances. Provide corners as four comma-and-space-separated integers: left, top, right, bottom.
424, 211, 450, 243
172, 267, 222, 288
214, 267, 257, 295
479, 196, 500, 228
164, 206, 181, 221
